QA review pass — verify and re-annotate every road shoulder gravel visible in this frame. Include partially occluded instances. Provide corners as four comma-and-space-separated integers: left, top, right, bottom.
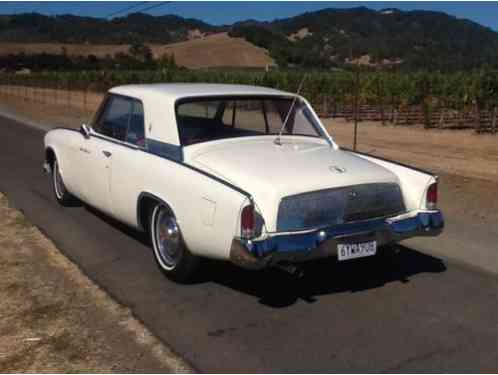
0, 192, 194, 373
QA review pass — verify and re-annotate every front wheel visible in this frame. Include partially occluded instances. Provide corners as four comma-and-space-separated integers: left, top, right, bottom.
52, 158, 76, 206
150, 204, 200, 283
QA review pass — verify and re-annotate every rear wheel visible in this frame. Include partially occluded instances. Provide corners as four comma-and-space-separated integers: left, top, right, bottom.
150, 204, 200, 282
52, 158, 75, 206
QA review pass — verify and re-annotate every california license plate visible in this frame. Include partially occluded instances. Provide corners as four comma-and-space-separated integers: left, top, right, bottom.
337, 241, 377, 261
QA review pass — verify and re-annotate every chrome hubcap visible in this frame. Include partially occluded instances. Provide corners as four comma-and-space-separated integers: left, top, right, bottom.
154, 208, 181, 269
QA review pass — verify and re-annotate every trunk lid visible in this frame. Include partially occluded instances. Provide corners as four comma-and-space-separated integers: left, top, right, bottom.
185, 137, 400, 231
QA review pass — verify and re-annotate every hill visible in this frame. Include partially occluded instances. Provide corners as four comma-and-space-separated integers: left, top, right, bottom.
1, 8, 498, 70
229, 7, 498, 70
0, 12, 219, 44
0, 33, 275, 69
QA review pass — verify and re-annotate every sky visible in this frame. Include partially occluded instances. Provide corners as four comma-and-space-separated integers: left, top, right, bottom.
2, 1, 498, 31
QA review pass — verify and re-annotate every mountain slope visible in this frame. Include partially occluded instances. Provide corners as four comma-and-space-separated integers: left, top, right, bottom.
229, 7, 498, 70
0, 12, 220, 44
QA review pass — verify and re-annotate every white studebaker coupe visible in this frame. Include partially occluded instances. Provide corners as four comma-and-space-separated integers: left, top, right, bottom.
44, 83, 444, 281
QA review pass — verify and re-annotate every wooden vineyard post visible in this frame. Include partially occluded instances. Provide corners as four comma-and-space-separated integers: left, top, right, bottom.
393, 107, 399, 125
439, 108, 445, 129
34, 80, 37, 103
84, 84, 88, 114
474, 103, 481, 133
54, 80, 57, 105
353, 67, 360, 151
492, 107, 497, 134
67, 80, 71, 107
41, 81, 45, 104
380, 102, 385, 126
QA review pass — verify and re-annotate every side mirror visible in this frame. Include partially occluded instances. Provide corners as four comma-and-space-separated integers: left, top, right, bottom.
80, 123, 91, 139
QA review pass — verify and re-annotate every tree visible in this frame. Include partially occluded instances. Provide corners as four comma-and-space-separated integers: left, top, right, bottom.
128, 40, 153, 63
158, 53, 177, 70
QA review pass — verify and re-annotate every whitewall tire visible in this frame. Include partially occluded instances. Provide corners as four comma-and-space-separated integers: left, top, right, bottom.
150, 204, 200, 282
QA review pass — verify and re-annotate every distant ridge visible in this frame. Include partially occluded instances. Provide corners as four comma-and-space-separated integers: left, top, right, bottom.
1, 7, 498, 70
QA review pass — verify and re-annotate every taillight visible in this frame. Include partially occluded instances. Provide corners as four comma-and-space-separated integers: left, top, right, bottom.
426, 182, 438, 210
241, 204, 255, 239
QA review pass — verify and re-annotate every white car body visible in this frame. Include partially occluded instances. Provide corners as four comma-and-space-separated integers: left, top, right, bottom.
44, 83, 443, 273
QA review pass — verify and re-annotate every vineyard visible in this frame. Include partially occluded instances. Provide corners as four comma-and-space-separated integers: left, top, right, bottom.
1, 69, 498, 133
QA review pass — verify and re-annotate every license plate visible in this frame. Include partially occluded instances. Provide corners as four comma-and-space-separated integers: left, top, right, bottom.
337, 241, 377, 261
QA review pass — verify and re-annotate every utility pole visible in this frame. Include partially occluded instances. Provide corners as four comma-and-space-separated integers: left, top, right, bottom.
349, 35, 360, 151
353, 63, 360, 151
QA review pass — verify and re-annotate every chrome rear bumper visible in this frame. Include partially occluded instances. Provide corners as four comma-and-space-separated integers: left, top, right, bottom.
229, 210, 444, 270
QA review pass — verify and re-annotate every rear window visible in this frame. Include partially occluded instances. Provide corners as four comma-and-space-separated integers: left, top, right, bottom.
175, 96, 323, 146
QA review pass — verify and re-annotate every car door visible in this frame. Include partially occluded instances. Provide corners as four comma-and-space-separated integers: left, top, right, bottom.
84, 94, 133, 215
108, 99, 147, 225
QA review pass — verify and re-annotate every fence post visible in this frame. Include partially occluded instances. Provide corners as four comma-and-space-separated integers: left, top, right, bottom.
84, 84, 88, 113
492, 107, 497, 134
439, 108, 445, 129
353, 67, 360, 151
67, 80, 70, 107
55, 79, 59, 105
474, 103, 481, 133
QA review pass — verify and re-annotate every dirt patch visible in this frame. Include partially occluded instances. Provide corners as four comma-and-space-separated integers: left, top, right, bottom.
288, 28, 313, 42
0, 192, 193, 373
0, 87, 96, 130
158, 32, 274, 69
324, 118, 498, 183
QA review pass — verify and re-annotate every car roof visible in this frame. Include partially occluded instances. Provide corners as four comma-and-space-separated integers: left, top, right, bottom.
109, 83, 295, 101
106, 83, 302, 147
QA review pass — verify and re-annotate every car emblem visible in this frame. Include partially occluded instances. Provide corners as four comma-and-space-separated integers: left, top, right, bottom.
329, 165, 346, 174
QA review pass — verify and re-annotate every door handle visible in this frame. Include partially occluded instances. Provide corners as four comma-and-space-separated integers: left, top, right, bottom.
102, 150, 112, 158
79, 147, 90, 154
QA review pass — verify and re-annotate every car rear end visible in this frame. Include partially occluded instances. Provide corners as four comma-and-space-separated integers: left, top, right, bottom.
229, 161, 443, 270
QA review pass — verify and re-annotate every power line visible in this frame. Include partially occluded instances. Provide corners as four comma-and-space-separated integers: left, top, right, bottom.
133, 1, 172, 15
105, 1, 149, 19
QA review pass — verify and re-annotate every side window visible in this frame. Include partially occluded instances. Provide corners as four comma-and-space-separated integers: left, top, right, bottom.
94, 95, 132, 142
177, 101, 220, 119
126, 100, 146, 147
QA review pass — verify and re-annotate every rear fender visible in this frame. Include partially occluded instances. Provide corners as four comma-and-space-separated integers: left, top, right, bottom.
346, 150, 436, 211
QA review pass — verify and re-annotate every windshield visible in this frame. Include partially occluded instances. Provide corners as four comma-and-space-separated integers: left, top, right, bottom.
175, 96, 325, 146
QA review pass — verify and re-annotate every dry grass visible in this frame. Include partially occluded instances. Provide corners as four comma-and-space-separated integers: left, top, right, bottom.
0, 192, 193, 373
157, 33, 274, 69
0, 33, 275, 69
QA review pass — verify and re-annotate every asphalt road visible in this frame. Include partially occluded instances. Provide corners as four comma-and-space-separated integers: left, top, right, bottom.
1, 115, 498, 373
